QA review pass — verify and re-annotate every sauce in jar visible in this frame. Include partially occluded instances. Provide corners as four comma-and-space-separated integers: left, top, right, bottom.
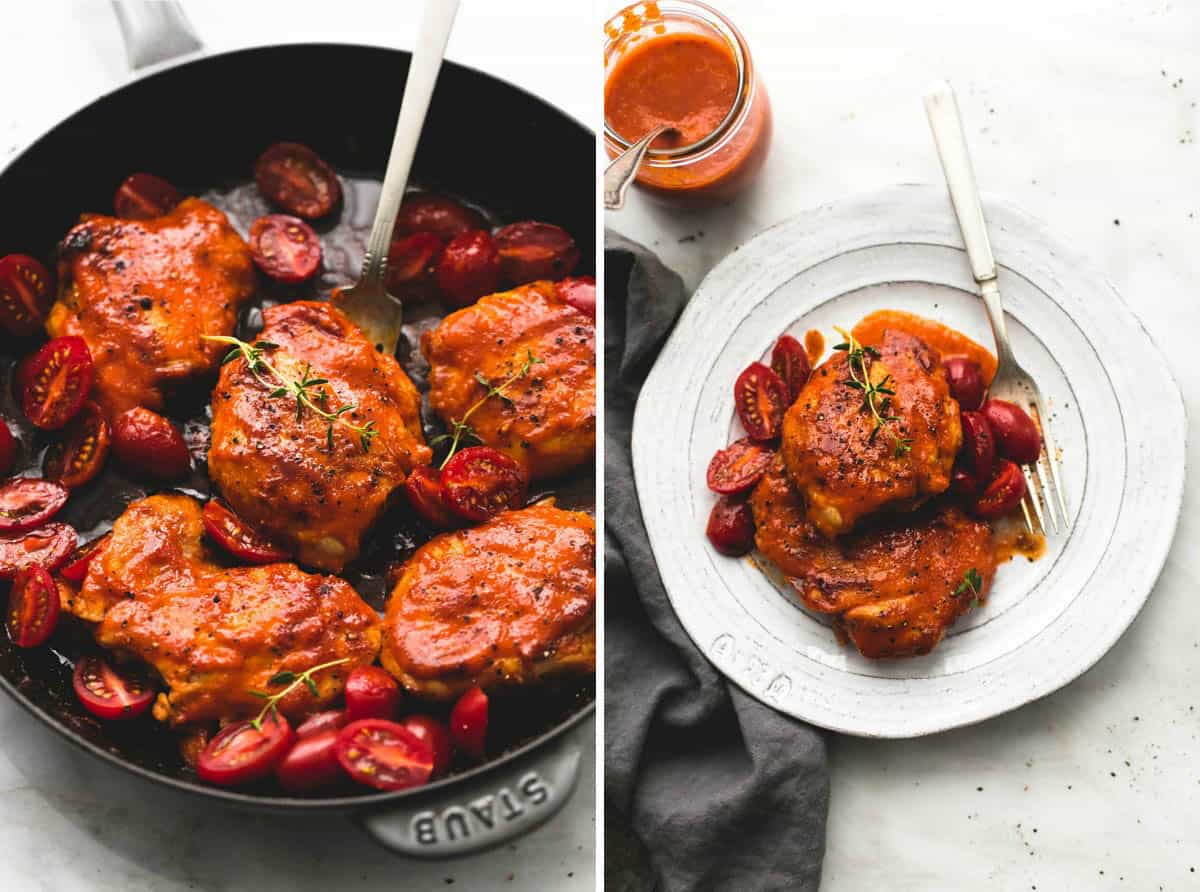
604, 2, 771, 206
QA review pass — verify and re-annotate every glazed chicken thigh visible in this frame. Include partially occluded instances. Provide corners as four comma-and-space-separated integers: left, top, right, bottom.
422, 282, 596, 481
46, 198, 256, 420
73, 494, 381, 726
208, 301, 431, 572
381, 502, 596, 700
751, 458, 996, 658
781, 329, 961, 538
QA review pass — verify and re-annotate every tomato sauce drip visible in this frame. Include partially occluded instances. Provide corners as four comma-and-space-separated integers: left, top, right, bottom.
992, 515, 1047, 563
605, 32, 739, 150
804, 329, 824, 364
852, 309, 998, 384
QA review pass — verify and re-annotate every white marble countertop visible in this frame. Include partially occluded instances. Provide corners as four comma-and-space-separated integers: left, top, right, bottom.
0, 3, 595, 890
610, 1, 1200, 889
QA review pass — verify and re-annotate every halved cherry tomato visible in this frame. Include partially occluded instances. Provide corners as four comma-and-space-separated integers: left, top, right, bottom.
770, 335, 812, 405
706, 497, 755, 556
441, 446, 528, 522
197, 713, 294, 785
734, 362, 787, 442
944, 356, 986, 411
72, 655, 155, 720
400, 714, 453, 777
449, 687, 488, 761
706, 437, 774, 495
344, 666, 401, 722
43, 401, 110, 489
974, 460, 1028, 519
276, 728, 345, 792
404, 465, 457, 528
335, 718, 435, 791
295, 709, 347, 739
0, 419, 15, 476
0, 478, 69, 534
435, 230, 502, 307
112, 407, 191, 480
202, 499, 289, 564
59, 532, 111, 583
958, 411, 995, 484
6, 566, 59, 647
249, 214, 322, 283
556, 275, 596, 319
981, 399, 1042, 464
386, 231, 442, 298
0, 523, 76, 579
113, 173, 182, 220
394, 193, 486, 242
0, 254, 53, 336
254, 142, 341, 219
494, 221, 580, 285
21, 336, 94, 430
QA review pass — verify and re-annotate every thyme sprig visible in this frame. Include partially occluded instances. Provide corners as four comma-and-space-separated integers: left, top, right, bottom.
432, 349, 543, 468
832, 327, 913, 459
954, 568, 984, 608
204, 335, 378, 453
247, 657, 350, 730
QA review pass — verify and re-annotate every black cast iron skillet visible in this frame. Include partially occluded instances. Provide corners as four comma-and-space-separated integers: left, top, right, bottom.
0, 38, 594, 856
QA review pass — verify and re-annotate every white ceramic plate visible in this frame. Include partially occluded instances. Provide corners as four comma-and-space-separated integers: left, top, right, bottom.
631, 185, 1186, 738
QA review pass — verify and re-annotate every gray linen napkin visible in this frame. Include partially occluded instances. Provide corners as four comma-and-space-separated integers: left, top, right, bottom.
603, 232, 829, 892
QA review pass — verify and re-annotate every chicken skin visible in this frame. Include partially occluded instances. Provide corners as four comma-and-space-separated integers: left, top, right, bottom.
422, 282, 595, 480
381, 502, 595, 699
750, 458, 996, 658
47, 198, 256, 420
73, 494, 381, 726
781, 329, 961, 538
208, 301, 431, 572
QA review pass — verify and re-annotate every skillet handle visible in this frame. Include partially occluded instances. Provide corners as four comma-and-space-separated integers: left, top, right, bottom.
111, 0, 203, 69
357, 721, 586, 857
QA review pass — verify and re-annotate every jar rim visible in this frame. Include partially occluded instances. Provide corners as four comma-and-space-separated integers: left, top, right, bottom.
603, 0, 752, 161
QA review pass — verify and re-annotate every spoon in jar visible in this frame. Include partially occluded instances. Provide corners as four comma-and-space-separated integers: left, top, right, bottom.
604, 125, 673, 209
335, 0, 460, 355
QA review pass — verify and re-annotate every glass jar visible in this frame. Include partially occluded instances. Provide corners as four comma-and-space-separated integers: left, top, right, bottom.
603, 1, 772, 207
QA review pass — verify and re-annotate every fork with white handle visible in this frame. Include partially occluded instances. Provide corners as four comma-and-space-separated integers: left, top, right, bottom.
923, 81, 1069, 535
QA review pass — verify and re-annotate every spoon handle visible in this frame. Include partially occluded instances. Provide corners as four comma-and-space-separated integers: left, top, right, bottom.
604, 125, 668, 210
360, 0, 461, 288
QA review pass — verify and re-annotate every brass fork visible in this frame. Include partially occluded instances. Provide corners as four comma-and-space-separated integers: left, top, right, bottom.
923, 82, 1069, 535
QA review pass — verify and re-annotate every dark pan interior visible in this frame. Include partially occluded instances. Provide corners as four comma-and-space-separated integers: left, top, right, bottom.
0, 44, 595, 812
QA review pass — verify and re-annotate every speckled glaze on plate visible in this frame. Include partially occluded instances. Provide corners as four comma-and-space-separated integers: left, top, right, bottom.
632, 185, 1185, 738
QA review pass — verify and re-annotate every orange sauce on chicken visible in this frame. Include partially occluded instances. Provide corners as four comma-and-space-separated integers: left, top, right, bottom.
852, 309, 997, 385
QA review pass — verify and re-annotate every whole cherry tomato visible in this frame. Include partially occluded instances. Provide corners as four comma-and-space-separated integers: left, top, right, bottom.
958, 411, 995, 484
112, 407, 191, 480
706, 438, 775, 495
943, 356, 986, 411
441, 446, 528, 523
404, 465, 457, 529
113, 173, 182, 220
344, 666, 401, 722
6, 566, 60, 647
276, 729, 345, 793
734, 362, 787, 442
449, 687, 488, 761
295, 709, 347, 739
197, 713, 295, 786
0, 254, 53, 336
494, 221, 580, 285
400, 715, 453, 777
0, 418, 16, 477
556, 276, 595, 319
249, 214, 322, 283
393, 193, 486, 242
386, 232, 443, 299
254, 142, 341, 219
981, 399, 1041, 464
435, 230, 502, 307
706, 497, 755, 556
21, 336, 94, 430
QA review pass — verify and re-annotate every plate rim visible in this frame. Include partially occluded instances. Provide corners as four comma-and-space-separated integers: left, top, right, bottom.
631, 184, 1187, 738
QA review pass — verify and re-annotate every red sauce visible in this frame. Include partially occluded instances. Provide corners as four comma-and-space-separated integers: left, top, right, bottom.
605, 33, 739, 151
852, 309, 998, 385
804, 329, 825, 364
